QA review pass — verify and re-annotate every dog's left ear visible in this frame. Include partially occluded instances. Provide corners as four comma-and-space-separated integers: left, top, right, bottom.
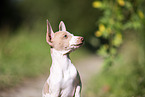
59, 21, 66, 31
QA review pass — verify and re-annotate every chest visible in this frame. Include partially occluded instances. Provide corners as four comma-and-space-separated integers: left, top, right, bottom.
62, 65, 77, 83
50, 63, 77, 80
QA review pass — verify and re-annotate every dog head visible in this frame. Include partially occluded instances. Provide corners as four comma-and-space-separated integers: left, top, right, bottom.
46, 20, 84, 54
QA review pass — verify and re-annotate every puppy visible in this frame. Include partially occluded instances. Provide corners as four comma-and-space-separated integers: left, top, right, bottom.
42, 20, 84, 97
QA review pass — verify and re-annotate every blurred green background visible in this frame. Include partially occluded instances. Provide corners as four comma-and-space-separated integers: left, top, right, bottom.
0, 0, 145, 96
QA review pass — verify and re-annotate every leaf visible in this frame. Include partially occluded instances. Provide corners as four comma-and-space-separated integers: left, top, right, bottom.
98, 45, 109, 57
113, 33, 122, 47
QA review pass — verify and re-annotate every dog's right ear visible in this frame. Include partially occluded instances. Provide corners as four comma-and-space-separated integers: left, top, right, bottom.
46, 19, 54, 46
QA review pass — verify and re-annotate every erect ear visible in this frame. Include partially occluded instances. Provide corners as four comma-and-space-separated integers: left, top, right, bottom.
59, 21, 66, 31
46, 19, 54, 46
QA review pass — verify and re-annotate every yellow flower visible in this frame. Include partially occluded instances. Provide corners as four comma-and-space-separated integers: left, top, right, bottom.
92, 1, 102, 8
95, 31, 102, 37
117, 0, 125, 6
99, 24, 105, 32
138, 10, 144, 19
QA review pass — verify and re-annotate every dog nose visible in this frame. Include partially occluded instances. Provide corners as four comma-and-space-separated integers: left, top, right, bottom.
80, 37, 84, 42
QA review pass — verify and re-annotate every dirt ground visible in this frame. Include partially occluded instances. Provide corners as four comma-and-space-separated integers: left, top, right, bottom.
0, 55, 103, 97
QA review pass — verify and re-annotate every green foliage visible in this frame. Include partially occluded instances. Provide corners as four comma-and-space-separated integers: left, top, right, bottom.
85, 35, 145, 96
0, 31, 51, 89
93, 0, 144, 68
86, 0, 145, 96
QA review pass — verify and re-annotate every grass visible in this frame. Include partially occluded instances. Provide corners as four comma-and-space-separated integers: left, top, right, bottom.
0, 32, 50, 89
85, 33, 145, 97
0, 28, 90, 90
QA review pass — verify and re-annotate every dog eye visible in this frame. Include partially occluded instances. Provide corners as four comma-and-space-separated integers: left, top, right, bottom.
64, 35, 67, 38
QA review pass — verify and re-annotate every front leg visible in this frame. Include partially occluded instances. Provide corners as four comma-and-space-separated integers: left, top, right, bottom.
42, 82, 51, 97
43, 82, 49, 96
74, 84, 82, 97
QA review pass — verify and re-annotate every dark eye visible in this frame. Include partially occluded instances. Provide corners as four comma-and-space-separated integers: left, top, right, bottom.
64, 35, 67, 38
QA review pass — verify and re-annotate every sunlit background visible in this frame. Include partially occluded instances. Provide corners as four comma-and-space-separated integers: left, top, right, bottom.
0, 0, 145, 97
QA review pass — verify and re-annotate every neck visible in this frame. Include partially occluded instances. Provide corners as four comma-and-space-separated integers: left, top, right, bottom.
50, 48, 72, 70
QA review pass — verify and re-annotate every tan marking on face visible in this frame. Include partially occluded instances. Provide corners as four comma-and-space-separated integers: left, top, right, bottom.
51, 31, 72, 51
44, 82, 49, 94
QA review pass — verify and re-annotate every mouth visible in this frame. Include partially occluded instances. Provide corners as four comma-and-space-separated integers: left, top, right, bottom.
71, 42, 84, 46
